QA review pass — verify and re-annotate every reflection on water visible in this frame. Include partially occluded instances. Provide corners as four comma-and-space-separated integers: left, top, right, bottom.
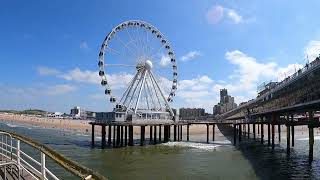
0, 120, 319, 180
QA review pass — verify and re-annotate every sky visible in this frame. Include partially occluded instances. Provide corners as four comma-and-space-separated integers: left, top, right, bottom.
1, 0, 320, 113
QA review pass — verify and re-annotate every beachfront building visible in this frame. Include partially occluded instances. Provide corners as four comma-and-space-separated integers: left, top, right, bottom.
179, 108, 206, 120
70, 106, 96, 119
47, 112, 63, 118
212, 89, 237, 116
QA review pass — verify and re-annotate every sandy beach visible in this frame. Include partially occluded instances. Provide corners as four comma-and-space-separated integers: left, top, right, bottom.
0, 113, 225, 139
1, 113, 319, 142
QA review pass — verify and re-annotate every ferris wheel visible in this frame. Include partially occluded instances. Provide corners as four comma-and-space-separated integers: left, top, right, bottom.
98, 20, 178, 118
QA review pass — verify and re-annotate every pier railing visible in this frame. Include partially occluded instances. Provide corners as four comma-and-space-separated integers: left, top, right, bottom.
0, 130, 106, 180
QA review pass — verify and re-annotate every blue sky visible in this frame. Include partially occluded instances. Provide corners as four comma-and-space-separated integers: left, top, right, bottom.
1, 0, 320, 113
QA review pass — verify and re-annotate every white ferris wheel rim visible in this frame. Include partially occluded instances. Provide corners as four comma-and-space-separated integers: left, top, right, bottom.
97, 20, 178, 109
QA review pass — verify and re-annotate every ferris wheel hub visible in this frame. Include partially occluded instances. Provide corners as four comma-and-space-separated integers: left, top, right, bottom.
145, 60, 153, 70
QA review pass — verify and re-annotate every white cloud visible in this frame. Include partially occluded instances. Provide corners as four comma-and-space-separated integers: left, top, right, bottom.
80, 41, 89, 49
59, 68, 134, 90
206, 5, 250, 25
180, 51, 202, 61
304, 40, 320, 61
37, 66, 60, 76
47, 84, 77, 95
227, 9, 243, 24
159, 54, 171, 67
61, 68, 99, 84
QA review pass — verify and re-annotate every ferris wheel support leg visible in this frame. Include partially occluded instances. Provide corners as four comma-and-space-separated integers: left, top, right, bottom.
149, 71, 174, 117
134, 69, 147, 114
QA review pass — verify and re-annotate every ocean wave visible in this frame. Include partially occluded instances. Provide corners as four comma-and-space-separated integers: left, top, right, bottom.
162, 141, 226, 151
296, 136, 320, 141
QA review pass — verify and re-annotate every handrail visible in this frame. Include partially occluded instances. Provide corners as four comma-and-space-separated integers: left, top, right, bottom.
0, 130, 106, 180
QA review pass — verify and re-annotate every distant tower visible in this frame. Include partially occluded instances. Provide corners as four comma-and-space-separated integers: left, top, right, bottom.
220, 89, 228, 103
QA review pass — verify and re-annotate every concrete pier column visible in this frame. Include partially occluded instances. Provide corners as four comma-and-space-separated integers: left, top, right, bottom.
212, 124, 215, 141
128, 125, 133, 146
180, 125, 183, 141
174, 125, 177, 141
177, 125, 180, 141
278, 124, 281, 143
116, 126, 120, 147
164, 126, 168, 142
91, 124, 95, 147
309, 125, 314, 162
187, 124, 190, 141
150, 126, 153, 143
154, 126, 157, 144
140, 126, 145, 146
168, 125, 171, 140
260, 123, 264, 144
291, 115, 294, 147
159, 125, 162, 142
125, 126, 127, 146
206, 124, 209, 143
108, 125, 112, 146
101, 125, 106, 149
268, 123, 271, 146
233, 124, 237, 145
239, 124, 242, 142
253, 123, 256, 140
113, 125, 116, 148
272, 123, 275, 149
309, 111, 314, 162
286, 123, 290, 154
120, 126, 124, 147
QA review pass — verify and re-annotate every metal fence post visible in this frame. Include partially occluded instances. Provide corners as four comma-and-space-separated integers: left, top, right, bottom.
17, 139, 21, 180
41, 152, 46, 179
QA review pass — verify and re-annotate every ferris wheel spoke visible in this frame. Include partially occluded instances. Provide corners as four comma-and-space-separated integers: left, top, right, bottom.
105, 64, 135, 67
125, 28, 142, 57
114, 33, 139, 60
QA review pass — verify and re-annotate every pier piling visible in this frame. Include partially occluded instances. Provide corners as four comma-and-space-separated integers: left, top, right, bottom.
159, 125, 162, 142
150, 126, 153, 144
247, 124, 250, 139
268, 123, 271, 146
91, 124, 95, 147
128, 125, 133, 146
206, 124, 209, 143
108, 125, 111, 146
253, 123, 256, 140
261, 123, 264, 144
272, 123, 275, 149
116, 126, 120, 147
174, 125, 177, 141
187, 125, 190, 141
309, 125, 314, 162
278, 124, 281, 142
125, 126, 127, 146
233, 124, 237, 145
120, 126, 124, 147
154, 126, 157, 144
113, 125, 116, 148
101, 125, 106, 149
140, 126, 145, 146
239, 124, 242, 142
286, 122, 290, 154
164, 125, 168, 142
180, 125, 183, 141
212, 124, 215, 141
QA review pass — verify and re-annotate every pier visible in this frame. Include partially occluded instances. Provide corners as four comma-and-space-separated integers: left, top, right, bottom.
91, 57, 320, 164
89, 121, 232, 148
